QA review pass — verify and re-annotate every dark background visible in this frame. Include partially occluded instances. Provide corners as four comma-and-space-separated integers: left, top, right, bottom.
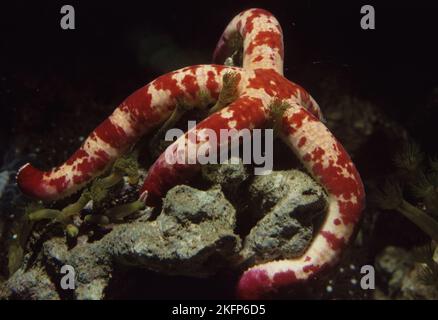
1, 0, 438, 160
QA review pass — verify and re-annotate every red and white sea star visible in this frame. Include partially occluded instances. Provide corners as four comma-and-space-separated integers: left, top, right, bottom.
17, 8, 365, 299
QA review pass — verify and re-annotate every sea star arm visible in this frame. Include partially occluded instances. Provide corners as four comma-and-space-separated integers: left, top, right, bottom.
236, 104, 365, 299
213, 8, 284, 74
140, 67, 324, 203
140, 99, 365, 299
213, 9, 323, 120
17, 65, 242, 201
139, 93, 267, 204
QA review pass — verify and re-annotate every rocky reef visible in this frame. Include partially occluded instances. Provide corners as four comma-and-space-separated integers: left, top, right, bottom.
0, 162, 327, 299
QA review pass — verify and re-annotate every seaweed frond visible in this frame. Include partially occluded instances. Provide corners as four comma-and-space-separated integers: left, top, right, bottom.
371, 140, 438, 244
84, 214, 110, 226
112, 152, 140, 185
394, 140, 424, 173
371, 178, 438, 241
412, 243, 438, 288
26, 151, 141, 227
410, 172, 438, 216
65, 224, 79, 238
398, 200, 438, 242
28, 209, 61, 221
105, 200, 145, 221
24, 201, 44, 215
55, 192, 91, 223
410, 172, 435, 200
417, 263, 438, 288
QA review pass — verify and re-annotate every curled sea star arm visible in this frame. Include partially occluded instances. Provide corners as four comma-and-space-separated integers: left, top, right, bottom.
140, 67, 325, 204
17, 65, 242, 201
212, 8, 323, 120
236, 105, 365, 299
139, 93, 267, 204
213, 8, 284, 74
213, 6, 321, 121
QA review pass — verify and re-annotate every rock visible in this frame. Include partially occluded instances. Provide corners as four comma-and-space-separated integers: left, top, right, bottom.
0, 170, 327, 300
248, 170, 326, 220
18, 235, 114, 300
375, 246, 411, 296
75, 279, 108, 300
201, 156, 249, 191
241, 170, 327, 265
0, 266, 60, 300
374, 246, 438, 300
109, 185, 241, 277
0, 185, 241, 299
399, 264, 438, 300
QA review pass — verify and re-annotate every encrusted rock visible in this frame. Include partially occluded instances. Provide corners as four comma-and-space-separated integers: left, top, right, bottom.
0, 169, 328, 300
375, 246, 411, 296
201, 156, 249, 191
0, 185, 241, 299
374, 246, 438, 300
248, 170, 325, 218
0, 266, 60, 300
110, 185, 241, 276
241, 170, 327, 265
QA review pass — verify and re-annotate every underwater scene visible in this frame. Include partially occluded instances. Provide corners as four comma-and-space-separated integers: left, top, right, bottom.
1, 1, 438, 302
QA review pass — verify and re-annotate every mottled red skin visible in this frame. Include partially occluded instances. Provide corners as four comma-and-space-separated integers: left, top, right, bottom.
246, 30, 283, 58
237, 104, 365, 299
16, 164, 49, 199
140, 95, 266, 203
17, 65, 238, 201
213, 8, 283, 65
235, 106, 365, 299
17, 83, 156, 201
237, 269, 272, 300
237, 269, 301, 300
140, 67, 318, 199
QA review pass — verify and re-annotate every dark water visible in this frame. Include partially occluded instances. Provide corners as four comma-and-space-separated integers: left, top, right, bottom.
1, 1, 438, 154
